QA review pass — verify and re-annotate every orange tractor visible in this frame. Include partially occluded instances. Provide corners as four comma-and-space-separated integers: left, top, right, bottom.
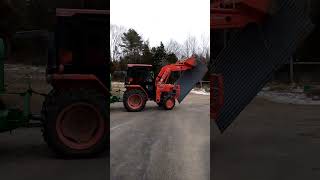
0, 7, 110, 158
41, 8, 110, 157
123, 56, 208, 112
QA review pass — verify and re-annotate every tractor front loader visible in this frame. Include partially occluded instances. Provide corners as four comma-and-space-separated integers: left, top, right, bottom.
123, 55, 208, 112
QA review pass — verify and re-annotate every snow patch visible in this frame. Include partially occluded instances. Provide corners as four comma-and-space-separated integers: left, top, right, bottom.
258, 91, 320, 105
4, 64, 46, 73
190, 89, 210, 96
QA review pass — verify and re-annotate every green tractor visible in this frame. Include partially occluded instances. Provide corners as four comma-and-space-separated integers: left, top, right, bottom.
110, 73, 121, 103
0, 8, 113, 157
0, 35, 34, 133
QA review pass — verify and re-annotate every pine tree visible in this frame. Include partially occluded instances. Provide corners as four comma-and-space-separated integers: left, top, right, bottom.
141, 41, 153, 64
120, 29, 143, 64
152, 42, 167, 73
166, 53, 178, 64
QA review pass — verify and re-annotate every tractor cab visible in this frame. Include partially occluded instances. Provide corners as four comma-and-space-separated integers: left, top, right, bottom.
47, 8, 110, 89
125, 64, 155, 98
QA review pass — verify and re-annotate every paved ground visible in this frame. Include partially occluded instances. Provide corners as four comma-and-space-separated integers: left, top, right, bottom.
110, 94, 210, 180
0, 128, 108, 180
1, 90, 319, 180
2, 64, 320, 180
212, 97, 320, 180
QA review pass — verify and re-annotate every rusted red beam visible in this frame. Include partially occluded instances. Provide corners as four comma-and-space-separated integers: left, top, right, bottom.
211, 0, 270, 29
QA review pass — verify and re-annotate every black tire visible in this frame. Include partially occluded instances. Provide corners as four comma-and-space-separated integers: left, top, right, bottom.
123, 89, 147, 112
156, 102, 163, 107
41, 89, 61, 144
41, 89, 108, 158
163, 96, 175, 110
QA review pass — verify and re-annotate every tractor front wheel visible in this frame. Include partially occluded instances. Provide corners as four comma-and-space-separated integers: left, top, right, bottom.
123, 89, 147, 112
163, 97, 175, 110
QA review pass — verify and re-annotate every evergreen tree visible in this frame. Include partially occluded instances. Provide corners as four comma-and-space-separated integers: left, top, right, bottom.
151, 42, 167, 73
120, 29, 143, 64
166, 53, 178, 64
141, 41, 153, 64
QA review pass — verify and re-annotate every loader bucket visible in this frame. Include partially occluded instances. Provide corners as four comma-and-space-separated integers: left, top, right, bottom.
175, 57, 208, 103
211, 0, 314, 132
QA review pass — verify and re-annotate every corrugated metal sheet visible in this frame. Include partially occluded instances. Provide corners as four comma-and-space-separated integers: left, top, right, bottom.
210, 0, 314, 132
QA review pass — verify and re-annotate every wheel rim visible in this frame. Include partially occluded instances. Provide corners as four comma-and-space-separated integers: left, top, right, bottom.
56, 103, 105, 150
128, 94, 143, 110
166, 98, 174, 109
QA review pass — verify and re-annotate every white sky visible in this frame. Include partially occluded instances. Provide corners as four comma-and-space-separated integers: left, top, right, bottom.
110, 0, 210, 47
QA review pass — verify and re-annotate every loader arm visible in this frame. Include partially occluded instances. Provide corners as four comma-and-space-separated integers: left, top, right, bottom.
156, 56, 197, 85
155, 56, 198, 103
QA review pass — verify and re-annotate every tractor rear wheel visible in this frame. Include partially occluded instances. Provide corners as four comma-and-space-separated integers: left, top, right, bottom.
41, 89, 108, 158
123, 89, 147, 112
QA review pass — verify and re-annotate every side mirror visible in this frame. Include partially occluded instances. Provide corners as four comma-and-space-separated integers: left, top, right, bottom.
0, 37, 6, 59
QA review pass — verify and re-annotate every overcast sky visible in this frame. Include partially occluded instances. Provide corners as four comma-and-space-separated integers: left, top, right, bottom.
110, 0, 210, 47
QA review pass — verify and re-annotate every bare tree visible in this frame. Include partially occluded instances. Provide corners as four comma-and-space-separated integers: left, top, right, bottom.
199, 33, 210, 58
165, 39, 183, 59
110, 24, 126, 61
182, 35, 198, 58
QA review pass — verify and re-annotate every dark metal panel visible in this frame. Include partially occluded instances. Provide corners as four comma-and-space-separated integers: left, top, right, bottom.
175, 59, 208, 103
210, 0, 314, 132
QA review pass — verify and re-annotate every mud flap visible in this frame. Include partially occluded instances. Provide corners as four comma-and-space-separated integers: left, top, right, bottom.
211, 0, 314, 132
175, 58, 208, 103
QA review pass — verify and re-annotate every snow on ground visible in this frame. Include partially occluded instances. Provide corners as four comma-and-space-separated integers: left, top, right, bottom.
189, 86, 320, 105
258, 91, 320, 105
5, 64, 46, 73
190, 88, 210, 96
